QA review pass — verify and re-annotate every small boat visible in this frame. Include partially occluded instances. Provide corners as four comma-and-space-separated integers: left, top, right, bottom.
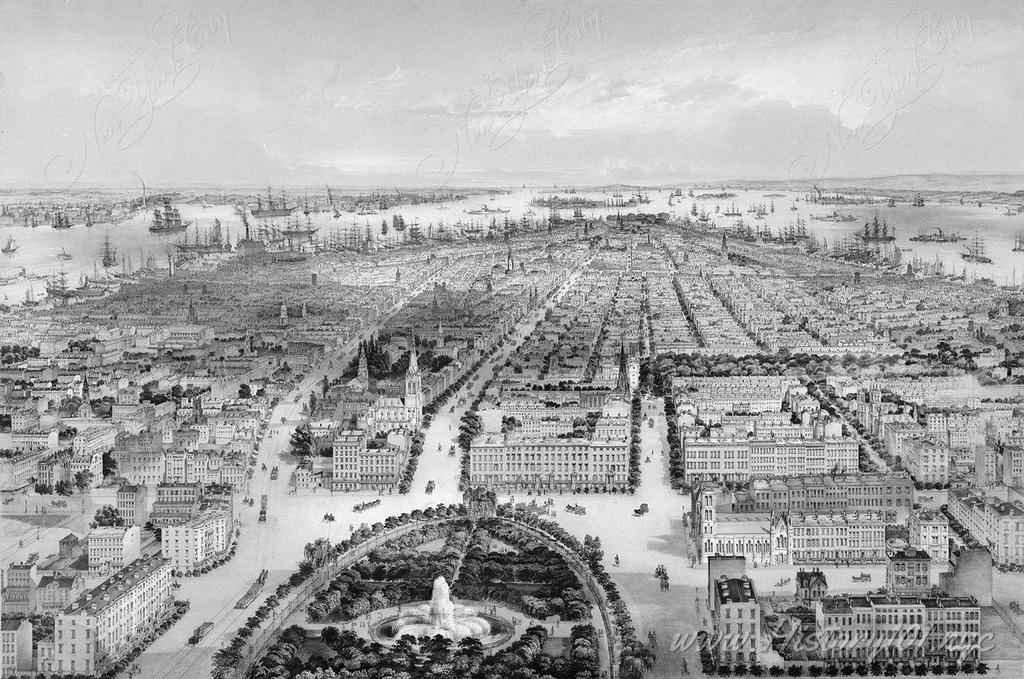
57, 248, 73, 261
1, 235, 19, 255
912, 195, 925, 207
1013, 233, 1024, 253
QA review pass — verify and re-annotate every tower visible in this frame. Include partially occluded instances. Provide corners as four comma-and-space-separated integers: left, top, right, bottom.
405, 334, 423, 428
506, 244, 514, 273
615, 343, 629, 396
187, 300, 198, 324
279, 304, 288, 327
721, 233, 728, 258
357, 345, 370, 390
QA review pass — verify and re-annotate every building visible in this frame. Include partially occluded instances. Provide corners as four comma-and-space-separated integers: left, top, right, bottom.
1, 618, 33, 675
909, 509, 949, 564
815, 593, 980, 665
359, 438, 409, 489
795, 569, 828, 602
72, 426, 117, 457
331, 430, 365, 490
711, 575, 764, 666
116, 484, 149, 526
905, 437, 950, 486
887, 548, 933, 594
694, 472, 913, 517
87, 526, 142, 576
947, 488, 1024, 566
149, 482, 203, 527
1, 562, 37, 615
36, 573, 86, 612
161, 511, 232, 572
40, 556, 173, 676
788, 511, 886, 564
682, 435, 859, 484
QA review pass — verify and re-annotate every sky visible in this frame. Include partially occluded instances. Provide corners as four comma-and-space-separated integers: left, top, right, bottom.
1, 0, 1023, 189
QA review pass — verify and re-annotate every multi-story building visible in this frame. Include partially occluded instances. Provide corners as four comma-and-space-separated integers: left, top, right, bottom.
682, 435, 858, 484
947, 489, 1024, 566
887, 547, 933, 594
331, 430, 365, 490
795, 569, 828, 602
36, 573, 86, 612
358, 440, 408, 489
1, 562, 37, 615
788, 511, 886, 564
909, 509, 949, 564
87, 526, 142, 576
696, 472, 914, 516
815, 594, 981, 665
711, 575, 764, 666
115, 484, 149, 526
149, 482, 203, 527
1, 618, 33, 675
72, 426, 117, 457
469, 432, 630, 491
905, 437, 950, 486
161, 511, 232, 572
39, 556, 173, 676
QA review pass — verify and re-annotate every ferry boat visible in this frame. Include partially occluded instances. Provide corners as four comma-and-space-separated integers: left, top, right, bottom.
909, 228, 963, 243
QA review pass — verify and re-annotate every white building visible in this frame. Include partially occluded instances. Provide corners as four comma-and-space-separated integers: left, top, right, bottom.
39, 556, 173, 677
87, 526, 142, 576
161, 511, 232, 572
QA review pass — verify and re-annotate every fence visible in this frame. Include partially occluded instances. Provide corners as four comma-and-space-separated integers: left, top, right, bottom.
226, 515, 622, 679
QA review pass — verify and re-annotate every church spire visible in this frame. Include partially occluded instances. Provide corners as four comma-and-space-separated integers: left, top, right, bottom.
357, 344, 369, 388
615, 343, 629, 395
408, 330, 419, 373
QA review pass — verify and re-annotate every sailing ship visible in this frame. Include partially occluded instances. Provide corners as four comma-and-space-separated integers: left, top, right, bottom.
51, 212, 72, 229
150, 199, 191, 234
251, 187, 296, 218
1013, 233, 1024, 253
56, 247, 73, 261
23, 286, 38, 307
2, 235, 19, 255
857, 213, 895, 241
100, 234, 118, 268
722, 202, 742, 217
887, 197, 896, 208
961, 234, 992, 264
909, 228, 963, 243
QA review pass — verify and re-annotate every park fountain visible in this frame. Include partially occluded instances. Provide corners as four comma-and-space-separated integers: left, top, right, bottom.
370, 576, 513, 646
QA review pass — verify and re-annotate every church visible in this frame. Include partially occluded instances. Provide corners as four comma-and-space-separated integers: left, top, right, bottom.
338, 336, 423, 436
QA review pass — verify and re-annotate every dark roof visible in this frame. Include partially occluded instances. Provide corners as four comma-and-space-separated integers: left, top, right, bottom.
715, 576, 756, 604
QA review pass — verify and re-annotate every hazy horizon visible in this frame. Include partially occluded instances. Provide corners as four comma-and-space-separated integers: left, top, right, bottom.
2, 0, 1023, 190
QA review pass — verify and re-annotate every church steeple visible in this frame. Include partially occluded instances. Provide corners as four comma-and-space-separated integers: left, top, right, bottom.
357, 344, 370, 389
615, 343, 629, 395
405, 332, 423, 428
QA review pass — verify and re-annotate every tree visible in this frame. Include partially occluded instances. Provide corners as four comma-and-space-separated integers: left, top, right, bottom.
74, 470, 94, 490
55, 481, 73, 496
238, 383, 252, 399
289, 424, 314, 459
35, 482, 53, 494
102, 451, 117, 478
92, 504, 125, 528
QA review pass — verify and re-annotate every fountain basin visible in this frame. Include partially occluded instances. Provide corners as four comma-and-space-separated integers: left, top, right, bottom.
369, 604, 515, 648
